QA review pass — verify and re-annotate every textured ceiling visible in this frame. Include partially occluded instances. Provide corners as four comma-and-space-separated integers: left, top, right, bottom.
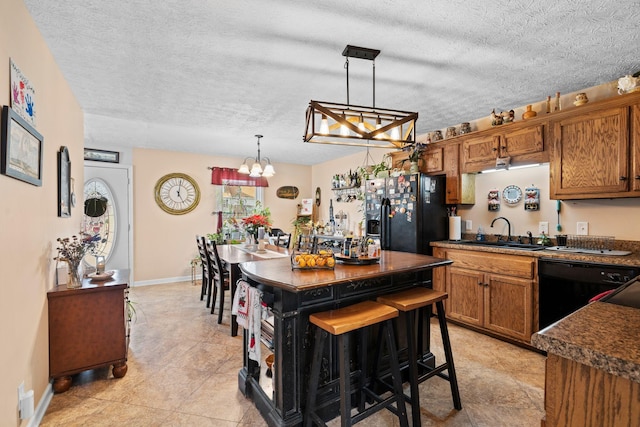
23, 0, 640, 165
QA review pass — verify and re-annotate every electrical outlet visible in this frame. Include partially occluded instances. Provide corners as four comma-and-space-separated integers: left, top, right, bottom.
538, 221, 549, 235
465, 220, 472, 231
577, 221, 589, 235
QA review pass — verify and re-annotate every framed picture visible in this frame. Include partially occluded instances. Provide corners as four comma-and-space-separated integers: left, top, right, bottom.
58, 146, 71, 217
84, 148, 119, 163
1, 105, 44, 186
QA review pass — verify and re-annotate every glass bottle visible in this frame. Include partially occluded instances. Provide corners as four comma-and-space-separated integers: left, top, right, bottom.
329, 199, 335, 233
545, 96, 551, 114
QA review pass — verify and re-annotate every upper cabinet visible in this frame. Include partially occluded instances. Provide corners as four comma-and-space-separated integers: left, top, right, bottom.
388, 142, 474, 205
462, 124, 547, 173
549, 93, 640, 199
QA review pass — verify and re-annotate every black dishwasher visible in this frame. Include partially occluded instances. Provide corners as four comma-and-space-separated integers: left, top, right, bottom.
538, 258, 639, 330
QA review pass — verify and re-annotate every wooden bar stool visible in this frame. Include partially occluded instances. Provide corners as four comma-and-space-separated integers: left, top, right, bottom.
377, 287, 462, 427
304, 300, 409, 427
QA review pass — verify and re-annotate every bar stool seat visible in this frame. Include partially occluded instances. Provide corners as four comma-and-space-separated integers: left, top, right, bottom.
304, 300, 409, 427
377, 287, 462, 427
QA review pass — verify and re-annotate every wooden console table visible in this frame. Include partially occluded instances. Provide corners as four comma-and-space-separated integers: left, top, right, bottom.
238, 251, 451, 426
47, 269, 129, 393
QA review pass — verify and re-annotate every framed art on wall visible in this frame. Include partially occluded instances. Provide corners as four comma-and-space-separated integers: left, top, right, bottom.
1, 105, 44, 186
58, 146, 71, 217
84, 148, 119, 163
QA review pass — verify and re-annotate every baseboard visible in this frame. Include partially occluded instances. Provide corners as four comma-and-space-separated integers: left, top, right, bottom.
28, 382, 53, 427
133, 275, 196, 287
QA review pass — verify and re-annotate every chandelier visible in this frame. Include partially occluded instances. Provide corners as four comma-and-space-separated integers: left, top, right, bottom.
304, 45, 418, 149
238, 134, 275, 178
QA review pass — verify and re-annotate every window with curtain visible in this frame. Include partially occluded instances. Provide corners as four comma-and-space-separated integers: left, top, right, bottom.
210, 167, 265, 238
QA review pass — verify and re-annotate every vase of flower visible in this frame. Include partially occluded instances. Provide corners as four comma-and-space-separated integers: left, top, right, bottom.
66, 259, 84, 289
54, 234, 102, 289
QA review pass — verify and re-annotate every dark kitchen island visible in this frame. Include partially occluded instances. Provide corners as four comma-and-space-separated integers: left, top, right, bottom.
238, 250, 451, 427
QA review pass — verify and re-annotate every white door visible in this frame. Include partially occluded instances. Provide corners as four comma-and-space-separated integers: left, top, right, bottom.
84, 165, 133, 282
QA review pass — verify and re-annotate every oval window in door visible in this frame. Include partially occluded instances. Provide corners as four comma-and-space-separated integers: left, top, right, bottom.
82, 178, 117, 266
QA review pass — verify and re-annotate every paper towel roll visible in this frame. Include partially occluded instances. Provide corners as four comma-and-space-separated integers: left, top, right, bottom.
449, 216, 461, 241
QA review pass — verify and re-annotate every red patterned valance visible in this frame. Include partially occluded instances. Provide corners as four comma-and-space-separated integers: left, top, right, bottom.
209, 167, 269, 187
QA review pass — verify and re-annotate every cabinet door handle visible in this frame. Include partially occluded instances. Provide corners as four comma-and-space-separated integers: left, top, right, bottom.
620, 176, 628, 181
635, 175, 640, 180
492, 147, 497, 152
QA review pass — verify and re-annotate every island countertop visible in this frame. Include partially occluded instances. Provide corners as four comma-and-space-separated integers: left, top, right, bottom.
531, 300, 640, 383
239, 250, 452, 291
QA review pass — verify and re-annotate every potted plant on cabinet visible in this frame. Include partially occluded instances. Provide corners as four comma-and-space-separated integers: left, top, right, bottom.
401, 143, 426, 173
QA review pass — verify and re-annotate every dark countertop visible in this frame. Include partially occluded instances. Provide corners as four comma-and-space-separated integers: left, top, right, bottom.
531, 301, 640, 383
239, 250, 451, 291
431, 240, 640, 267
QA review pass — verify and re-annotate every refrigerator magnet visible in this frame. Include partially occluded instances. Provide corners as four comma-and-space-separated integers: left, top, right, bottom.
408, 203, 414, 210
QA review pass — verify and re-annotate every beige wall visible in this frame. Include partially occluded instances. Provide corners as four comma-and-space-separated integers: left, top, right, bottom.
457, 164, 640, 241
0, 0, 84, 423
311, 148, 393, 235
132, 147, 311, 283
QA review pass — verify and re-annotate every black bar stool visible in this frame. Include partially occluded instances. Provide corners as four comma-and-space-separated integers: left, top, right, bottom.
304, 300, 409, 427
377, 287, 462, 427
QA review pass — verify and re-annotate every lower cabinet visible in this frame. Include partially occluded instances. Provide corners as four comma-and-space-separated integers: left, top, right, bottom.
48, 277, 129, 393
433, 247, 536, 344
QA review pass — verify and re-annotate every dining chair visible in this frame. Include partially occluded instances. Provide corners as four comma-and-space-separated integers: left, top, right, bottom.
205, 240, 230, 324
195, 235, 210, 302
275, 232, 291, 248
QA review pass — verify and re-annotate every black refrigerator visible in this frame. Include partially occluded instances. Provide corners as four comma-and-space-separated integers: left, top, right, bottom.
365, 173, 448, 254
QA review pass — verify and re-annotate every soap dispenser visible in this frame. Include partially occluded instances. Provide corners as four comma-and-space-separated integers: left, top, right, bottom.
476, 227, 485, 241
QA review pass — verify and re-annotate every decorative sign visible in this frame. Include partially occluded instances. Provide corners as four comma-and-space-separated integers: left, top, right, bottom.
276, 186, 299, 199
488, 188, 500, 211
10, 59, 36, 127
524, 186, 540, 211
300, 198, 313, 215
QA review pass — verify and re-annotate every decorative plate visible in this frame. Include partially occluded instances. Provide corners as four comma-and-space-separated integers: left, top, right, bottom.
88, 270, 115, 281
502, 185, 522, 205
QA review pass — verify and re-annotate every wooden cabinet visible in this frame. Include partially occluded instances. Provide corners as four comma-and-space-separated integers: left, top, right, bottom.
442, 142, 475, 205
549, 93, 640, 199
550, 106, 629, 198
543, 354, 640, 427
432, 248, 535, 343
462, 124, 546, 173
633, 103, 640, 192
388, 143, 475, 205
48, 271, 129, 393
423, 144, 445, 174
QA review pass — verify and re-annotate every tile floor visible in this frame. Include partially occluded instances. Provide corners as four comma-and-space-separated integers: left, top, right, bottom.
41, 281, 546, 426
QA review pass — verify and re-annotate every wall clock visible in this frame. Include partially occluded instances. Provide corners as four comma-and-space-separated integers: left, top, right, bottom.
154, 173, 200, 215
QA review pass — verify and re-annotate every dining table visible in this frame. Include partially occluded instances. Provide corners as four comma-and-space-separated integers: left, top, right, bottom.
215, 243, 290, 336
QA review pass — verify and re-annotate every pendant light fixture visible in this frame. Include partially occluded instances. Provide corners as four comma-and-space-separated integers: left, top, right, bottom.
304, 45, 418, 149
238, 134, 275, 178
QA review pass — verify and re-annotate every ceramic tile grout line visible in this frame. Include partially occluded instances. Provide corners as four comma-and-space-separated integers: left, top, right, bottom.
556, 200, 562, 232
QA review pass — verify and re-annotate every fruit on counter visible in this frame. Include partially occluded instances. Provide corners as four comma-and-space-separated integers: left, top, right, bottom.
292, 251, 335, 269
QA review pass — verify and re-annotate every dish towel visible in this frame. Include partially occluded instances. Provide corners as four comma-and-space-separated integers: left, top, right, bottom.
232, 280, 264, 362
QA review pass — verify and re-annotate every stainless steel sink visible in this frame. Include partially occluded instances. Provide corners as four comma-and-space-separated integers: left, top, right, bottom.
449, 240, 545, 251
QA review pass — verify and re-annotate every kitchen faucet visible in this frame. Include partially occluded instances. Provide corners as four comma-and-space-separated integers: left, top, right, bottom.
490, 217, 511, 242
